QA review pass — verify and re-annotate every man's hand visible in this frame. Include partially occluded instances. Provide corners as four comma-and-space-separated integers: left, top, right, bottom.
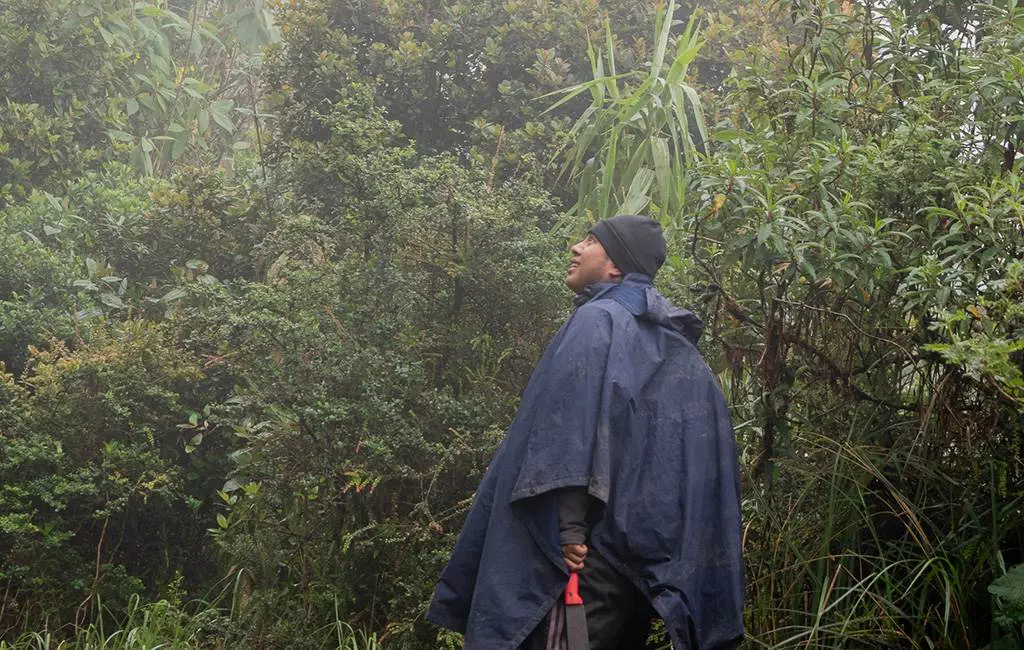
562, 543, 587, 572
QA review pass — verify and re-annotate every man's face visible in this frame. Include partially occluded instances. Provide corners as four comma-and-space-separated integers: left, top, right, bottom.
565, 233, 621, 294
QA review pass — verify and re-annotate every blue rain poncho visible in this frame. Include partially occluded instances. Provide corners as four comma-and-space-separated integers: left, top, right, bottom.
427, 275, 744, 649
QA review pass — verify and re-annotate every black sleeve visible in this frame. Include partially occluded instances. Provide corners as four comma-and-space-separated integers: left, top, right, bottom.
558, 487, 590, 546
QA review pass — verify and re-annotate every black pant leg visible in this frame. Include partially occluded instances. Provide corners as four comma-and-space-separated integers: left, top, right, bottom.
580, 549, 654, 650
615, 596, 655, 650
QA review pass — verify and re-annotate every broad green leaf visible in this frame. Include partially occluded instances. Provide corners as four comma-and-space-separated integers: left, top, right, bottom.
652, 137, 672, 211
161, 288, 187, 302
211, 111, 235, 133
172, 134, 186, 159
42, 192, 62, 211
666, 16, 702, 85
107, 130, 134, 143
586, 33, 605, 103
99, 292, 124, 308
989, 564, 1024, 603
682, 85, 708, 151
141, 147, 154, 176
139, 5, 166, 18
620, 168, 656, 215
598, 129, 618, 219
650, 0, 675, 81
604, 18, 618, 98
711, 129, 749, 142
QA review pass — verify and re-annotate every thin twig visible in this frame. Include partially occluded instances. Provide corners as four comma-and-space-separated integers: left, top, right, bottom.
774, 297, 914, 363
248, 73, 273, 218
75, 516, 109, 628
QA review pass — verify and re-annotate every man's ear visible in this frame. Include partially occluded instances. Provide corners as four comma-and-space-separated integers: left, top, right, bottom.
607, 262, 623, 281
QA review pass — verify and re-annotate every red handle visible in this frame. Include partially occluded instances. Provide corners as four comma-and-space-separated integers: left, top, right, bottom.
565, 572, 584, 606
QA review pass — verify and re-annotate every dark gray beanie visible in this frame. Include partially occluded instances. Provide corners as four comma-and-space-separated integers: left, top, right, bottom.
589, 214, 667, 279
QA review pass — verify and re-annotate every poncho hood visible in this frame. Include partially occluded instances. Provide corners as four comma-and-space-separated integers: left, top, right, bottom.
428, 274, 744, 650
641, 287, 704, 345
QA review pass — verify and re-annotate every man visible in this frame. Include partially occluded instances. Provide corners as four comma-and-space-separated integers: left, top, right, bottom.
427, 215, 744, 649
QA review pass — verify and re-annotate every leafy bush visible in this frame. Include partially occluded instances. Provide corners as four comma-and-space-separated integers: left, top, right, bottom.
0, 323, 220, 632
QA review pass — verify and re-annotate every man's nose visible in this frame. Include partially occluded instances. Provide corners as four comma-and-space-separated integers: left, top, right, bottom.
569, 240, 584, 255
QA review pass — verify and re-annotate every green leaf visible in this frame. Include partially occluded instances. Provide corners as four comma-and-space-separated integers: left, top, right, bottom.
711, 129, 748, 142
989, 564, 1024, 603
211, 110, 235, 133
107, 130, 134, 143
540, 78, 614, 115
620, 168, 655, 215
652, 137, 672, 211
136, 145, 154, 176
161, 288, 187, 302
171, 134, 186, 159
650, 0, 675, 80
604, 18, 618, 98
598, 129, 618, 219
99, 292, 124, 308
682, 84, 708, 150
43, 192, 62, 211
666, 16, 702, 85
139, 5, 166, 18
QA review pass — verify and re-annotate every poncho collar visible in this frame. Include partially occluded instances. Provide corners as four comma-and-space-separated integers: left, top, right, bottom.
572, 273, 704, 345
572, 273, 652, 310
